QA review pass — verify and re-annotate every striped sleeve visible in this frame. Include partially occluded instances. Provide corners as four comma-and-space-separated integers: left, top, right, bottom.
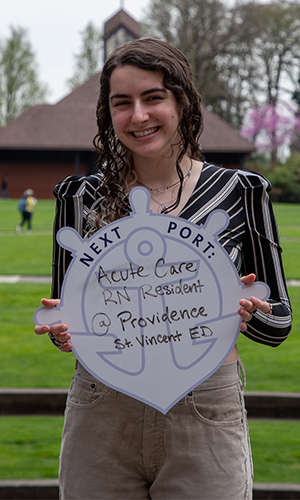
51, 174, 102, 299
237, 171, 292, 346
181, 163, 292, 348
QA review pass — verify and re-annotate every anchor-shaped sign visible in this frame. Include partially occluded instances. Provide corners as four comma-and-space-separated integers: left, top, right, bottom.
34, 188, 270, 414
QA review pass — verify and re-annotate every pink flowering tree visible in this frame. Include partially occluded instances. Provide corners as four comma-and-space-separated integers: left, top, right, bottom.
241, 103, 300, 164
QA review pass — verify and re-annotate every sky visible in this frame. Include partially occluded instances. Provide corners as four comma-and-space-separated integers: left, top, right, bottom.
0, 0, 150, 103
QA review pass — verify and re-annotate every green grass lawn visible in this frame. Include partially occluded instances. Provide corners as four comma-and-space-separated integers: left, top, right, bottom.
0, 417, 63, 480
237, 286, 300, 392
0, 284, 75, 388
0, 200, 299, 278
0, 417, 299, 483
0, 199, 55, 275
249, 420, 300, 484
273, 203, 300, 281
0, 198, 55, 232
0, 200, 299, 484
0, 284, 299, 390
0, 284, 299, 483
0, 234, 53, 275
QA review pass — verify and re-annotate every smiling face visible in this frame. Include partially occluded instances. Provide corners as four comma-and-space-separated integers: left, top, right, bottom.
109, 65, 181, 163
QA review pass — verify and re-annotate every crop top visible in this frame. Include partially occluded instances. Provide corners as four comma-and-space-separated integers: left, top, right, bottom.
51, 162, 292, 348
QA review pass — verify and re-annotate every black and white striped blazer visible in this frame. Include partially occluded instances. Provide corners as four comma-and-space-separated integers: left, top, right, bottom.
51, 162, 292, 347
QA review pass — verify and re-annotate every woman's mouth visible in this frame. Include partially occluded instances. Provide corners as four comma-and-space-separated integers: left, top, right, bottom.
131, 127, 159, 138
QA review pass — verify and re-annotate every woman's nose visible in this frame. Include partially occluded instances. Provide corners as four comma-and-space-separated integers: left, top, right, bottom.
131, 102, 149, 124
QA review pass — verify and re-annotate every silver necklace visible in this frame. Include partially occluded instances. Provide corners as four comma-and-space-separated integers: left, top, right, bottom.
136, 159, 193, 195
141, 159, 193, 213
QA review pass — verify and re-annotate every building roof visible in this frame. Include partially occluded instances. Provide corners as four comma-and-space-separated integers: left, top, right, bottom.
0, 72, 253, 154
0, 74, 100, 151
104, 9, 140, 40
200, 107, 253, 153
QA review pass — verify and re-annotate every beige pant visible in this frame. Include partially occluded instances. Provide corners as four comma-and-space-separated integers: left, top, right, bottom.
59, 359, 253, 499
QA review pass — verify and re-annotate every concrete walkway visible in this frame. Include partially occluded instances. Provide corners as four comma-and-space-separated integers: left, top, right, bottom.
0, 275, 52, 283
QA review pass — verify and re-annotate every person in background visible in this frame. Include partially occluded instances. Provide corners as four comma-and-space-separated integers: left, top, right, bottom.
15, 188, 37, 234
34, 38, 292, 500
0, 176, 9, 198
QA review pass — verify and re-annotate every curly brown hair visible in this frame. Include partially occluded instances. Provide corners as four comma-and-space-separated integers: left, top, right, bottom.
93, 37, 204, 227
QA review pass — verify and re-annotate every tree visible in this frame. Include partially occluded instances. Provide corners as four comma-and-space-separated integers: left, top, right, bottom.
229, 1, 300, 105
142, 0, 300, 128
0, 26, 48, 126
142, 0, 234, 119
241, 103, 300, 163
292, 72, 300, 112
67, 22, 103, 90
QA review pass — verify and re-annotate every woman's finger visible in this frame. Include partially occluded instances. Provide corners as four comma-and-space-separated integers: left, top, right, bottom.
58, 341, 73, 353
34, 324, 50, 335
249, 297, 271, 314
240, 273, 256, 286
41, 298, 60, 307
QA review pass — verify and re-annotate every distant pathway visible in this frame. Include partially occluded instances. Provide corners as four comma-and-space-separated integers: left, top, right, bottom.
0, 275, 51, 283
0, 275, 299, 286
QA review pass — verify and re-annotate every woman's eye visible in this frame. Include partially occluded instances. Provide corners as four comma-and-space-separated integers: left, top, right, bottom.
148, 95, 163, 102
115, 101, 130, 107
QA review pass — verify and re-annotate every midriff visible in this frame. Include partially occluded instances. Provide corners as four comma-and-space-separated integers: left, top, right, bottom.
223, 344, 238, 363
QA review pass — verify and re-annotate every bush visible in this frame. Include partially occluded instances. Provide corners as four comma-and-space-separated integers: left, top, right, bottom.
244, 154, 300, 203
268, 156, 300, 203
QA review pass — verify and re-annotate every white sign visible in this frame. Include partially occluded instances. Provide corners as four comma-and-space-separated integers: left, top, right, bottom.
34, 188, 269, 414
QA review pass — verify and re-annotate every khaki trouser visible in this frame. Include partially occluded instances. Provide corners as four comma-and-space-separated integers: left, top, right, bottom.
59, 359, 253, 499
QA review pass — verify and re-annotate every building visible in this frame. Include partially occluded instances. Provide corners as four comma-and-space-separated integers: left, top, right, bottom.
103, 9, 140, 61
0, 9, 253, 199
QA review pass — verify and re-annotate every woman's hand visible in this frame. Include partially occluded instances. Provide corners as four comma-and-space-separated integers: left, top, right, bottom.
34, 298, 73, 352
238, 274, 271, 332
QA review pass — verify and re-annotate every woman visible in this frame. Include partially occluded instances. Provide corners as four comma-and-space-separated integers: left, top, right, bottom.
35, 38, 292, 500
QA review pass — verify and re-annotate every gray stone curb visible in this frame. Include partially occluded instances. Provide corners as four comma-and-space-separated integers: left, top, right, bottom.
0, 480, 300, 499
245, 391, 300, 419
1, 389, 300, 418
0, 480, 58, 500
253, 483, 300, 499
1, 392, 299, 499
